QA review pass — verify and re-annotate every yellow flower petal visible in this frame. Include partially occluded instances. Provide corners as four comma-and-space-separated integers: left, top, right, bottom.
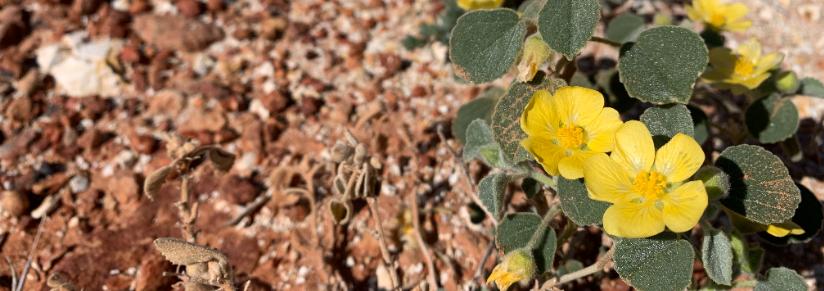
611, 121, 655, 175
724, 3, 749, 20
603, 201, 666, 238
755, 52, 783, 73
583, 153, 633, 203
551, 86, 604, 127
558, 151, 596, 180
521, 90, 558, 137
583, 107, 623, 153
736, 39, 762, 61
654, 133, 705, 183
724, 19, 752, 32
661, 181, 708, 233
738, 73, 771, 89
766, 221, 805, 237
521, 136, 564, 176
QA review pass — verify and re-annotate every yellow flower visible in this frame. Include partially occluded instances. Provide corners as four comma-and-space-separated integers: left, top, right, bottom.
486, 249, 536, 291
704, 39, 783, 91
517, 35, 552, 82
520, 87, 623, 179
765, 222, 805, 237
583, 121, 708, 238
457, 0, 504, 11
686, 0, 751, 32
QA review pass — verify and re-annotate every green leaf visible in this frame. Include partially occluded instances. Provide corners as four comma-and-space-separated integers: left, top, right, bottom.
702, 228, 734, 286
496, 212, 557, 273
800, 77, 824, 98
538, 0, 600, 59
491, 77, 566, 163
463, 119, 508, 168
479, 173, 509, 220
730, 230, 763, 274
556, 259, 584, 277
449, 9, 527, 83
618, 26, 708, 104
558, 178, 609, 226
717, 145, 801, 225
453, 87, 503, 144
613, 234, 695, 291
606, 13, 645, 43
746, 94, 799, 144
689, 105, 710, 145
640, 104, 695, 147
755, 267, 807, 291
759, 183, 824, 244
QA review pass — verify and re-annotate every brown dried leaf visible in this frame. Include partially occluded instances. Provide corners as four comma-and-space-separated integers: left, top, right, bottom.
144, 165, 172, 200
207, 147, 235, 172
153, 237, 228, 267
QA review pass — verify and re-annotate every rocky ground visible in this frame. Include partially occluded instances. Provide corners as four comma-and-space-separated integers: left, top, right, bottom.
0, 0, 821, 290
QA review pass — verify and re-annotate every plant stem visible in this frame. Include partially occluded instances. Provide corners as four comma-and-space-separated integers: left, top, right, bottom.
528, 170, 557, 191
589, 36, 621, 47
526, 205, 562, 250
540, 247, 615, 290
556, 221, 578, 251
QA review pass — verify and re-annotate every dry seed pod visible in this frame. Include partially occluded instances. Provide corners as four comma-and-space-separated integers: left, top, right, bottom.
329, 198, 353, 225
353, 144, 367, 165
331, 141, 354, 163
153, 237, 229, 271
47, 272, 78, 291
206, 148, 235, 172
144, 165, 173, 200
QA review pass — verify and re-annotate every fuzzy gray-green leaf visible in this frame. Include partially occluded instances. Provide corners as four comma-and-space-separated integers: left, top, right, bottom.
538, 0, 600, 60
606, 13, 644, 43
702, 228, 734, 286
800, 77, 824, 98
453, 87, 503, 144
479, 173, 509, 220
718, 145, 801, 224
640, 104, 694, 147
450, 9, 527, 83
755, 267, 807, 291
619, 26, 708, 104
745, 94, 799, 144
614, 235, 694, 291
558, 177, 609, 226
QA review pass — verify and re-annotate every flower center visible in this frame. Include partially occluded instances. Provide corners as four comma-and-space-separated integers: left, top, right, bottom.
709, 13, 726, 28
556, 126, 585, 149
631, 171, 668, 199
733, 56, 755, 76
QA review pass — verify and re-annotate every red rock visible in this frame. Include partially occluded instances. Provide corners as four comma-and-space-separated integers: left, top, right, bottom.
176, 0, 202, 18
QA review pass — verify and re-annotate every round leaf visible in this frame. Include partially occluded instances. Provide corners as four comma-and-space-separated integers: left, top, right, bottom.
613, 235, 695, 291
718, 145, 801, 224
558, 177, 609, 226
606, 13, 645, 44
759, 183, 824, 245
453, 87, 503, 144
450, 9, 527, 83
702, 228, 734, 286
800, 77, 824, 98
755, 267, 807, 291
479, 173, 509, 220
745, 94, 799, 144
496, 212, 557, 273
538, 0, 600, 60
618, 26, 708, 104
640, 104, 695, 147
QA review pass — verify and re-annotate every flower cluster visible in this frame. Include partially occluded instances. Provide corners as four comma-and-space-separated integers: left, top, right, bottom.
521, 88, 709, 238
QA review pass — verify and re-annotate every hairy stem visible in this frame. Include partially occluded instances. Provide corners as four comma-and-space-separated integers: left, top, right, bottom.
526, 205, 561, 250
541, 247, 615, 290
589, 36, 621, 47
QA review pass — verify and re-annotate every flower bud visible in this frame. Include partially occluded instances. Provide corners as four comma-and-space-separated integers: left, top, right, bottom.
517, 35, 552, 82
487, 248, 537, 291
694, 166, 730, 200
775, 71, 799, 94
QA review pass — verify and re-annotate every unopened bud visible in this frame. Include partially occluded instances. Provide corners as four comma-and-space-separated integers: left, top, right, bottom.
517, 35, 552, 82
